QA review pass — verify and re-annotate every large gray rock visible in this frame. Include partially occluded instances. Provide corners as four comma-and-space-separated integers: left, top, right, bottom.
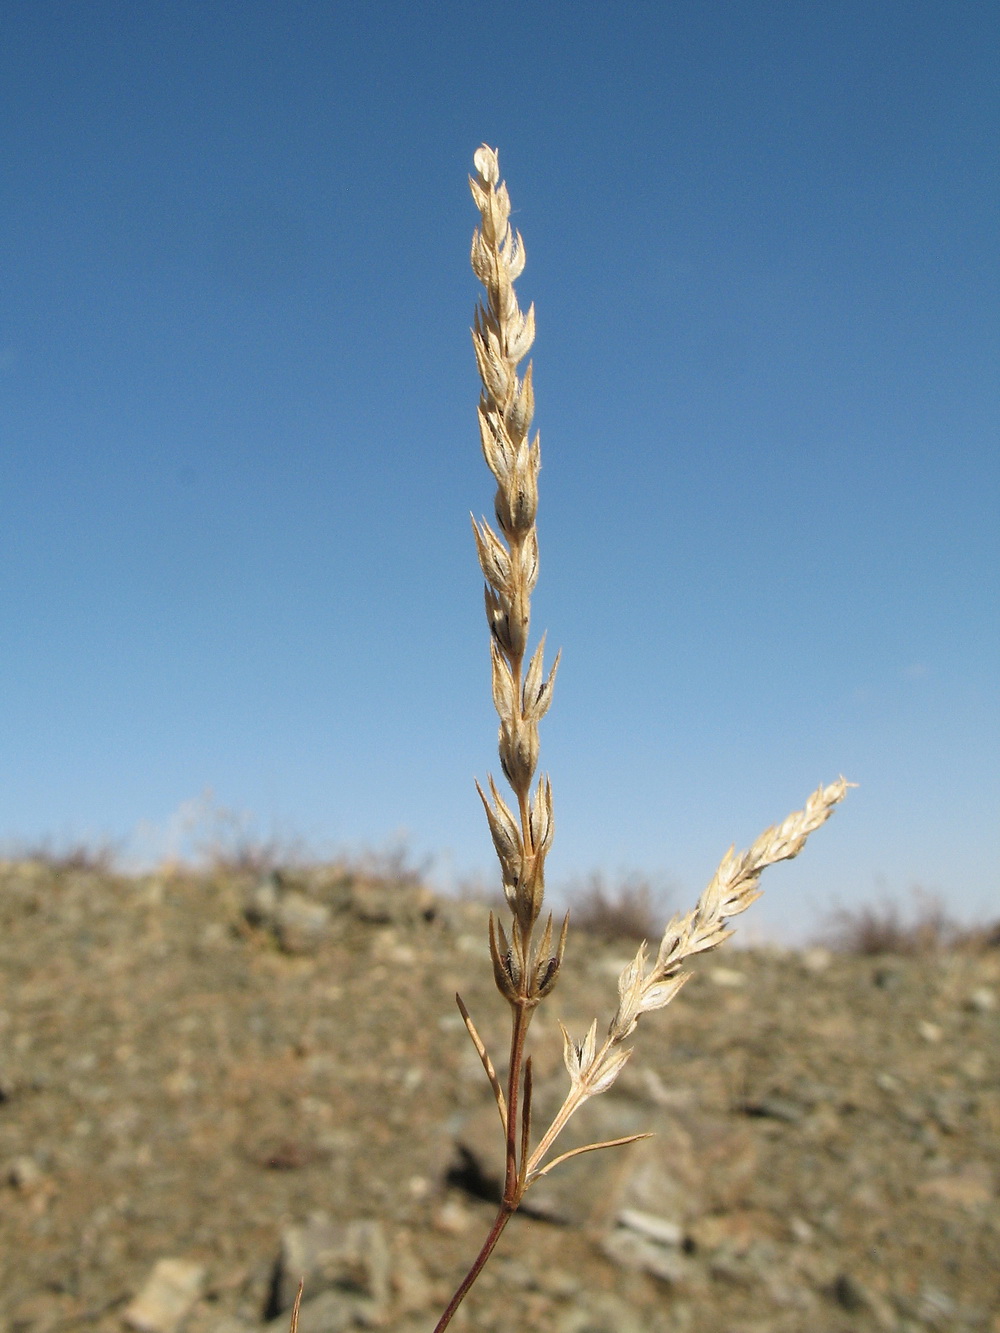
274, 892, 332, 955
265, 1290, 355, 1333
272, 1216, 390, 1324
347, 881, 437, 927
243, 876, 334, 954
452, 1073, 756, 1230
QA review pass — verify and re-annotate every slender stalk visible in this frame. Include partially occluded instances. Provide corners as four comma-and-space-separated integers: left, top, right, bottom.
503, 1002, 531, 1203
431, 1203, 515, 1333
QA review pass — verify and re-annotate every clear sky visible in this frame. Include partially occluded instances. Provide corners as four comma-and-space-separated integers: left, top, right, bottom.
2, 1, 997, 940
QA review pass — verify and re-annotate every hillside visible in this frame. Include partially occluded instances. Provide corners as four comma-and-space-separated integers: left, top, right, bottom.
1, 861, 997, 1333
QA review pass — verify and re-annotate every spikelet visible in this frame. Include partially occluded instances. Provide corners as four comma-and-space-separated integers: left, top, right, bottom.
525, 779, 852, 1182
469, 146, 560, 991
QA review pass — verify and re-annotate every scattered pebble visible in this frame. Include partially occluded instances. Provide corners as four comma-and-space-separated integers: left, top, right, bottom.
801, 947, 831, 973
124, 1258, 205, 1333
434, 1198, 474, 1235
965, 986, 996, 1012
709, 967, 746, 988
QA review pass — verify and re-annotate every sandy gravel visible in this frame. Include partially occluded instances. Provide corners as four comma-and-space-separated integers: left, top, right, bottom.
1, 861, 998, 1333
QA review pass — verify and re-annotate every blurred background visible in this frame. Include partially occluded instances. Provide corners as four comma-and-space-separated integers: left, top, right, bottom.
2, 0, 997, 941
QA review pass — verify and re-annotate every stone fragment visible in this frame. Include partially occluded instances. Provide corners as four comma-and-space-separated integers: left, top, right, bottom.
827, 1272, 896, 1327
873, 965, 903, 990
433, 1198, 474, 1234
274, 892, 331, 954
349, 881, 437, 926
272, 1216, 390, 1320
453, 1079, 756, 1228
615, 1208, 684, 1247
7, 1155, 44, 1191
801, 947, 831, 973
789, 1215, 814, 1243
966, 986, 996, 1012
265, 1290, 355, 1333
601, 1213, 690, 1285
914, 1283, 958, 1326
124, 1258, 205, 1333
706, 1240, 773, 1288
709, 966, 745, 987
831, 1271, 870, 1312
245, 875, 280, 927
389, 1232, 433, 1316
740, 1095, 804, 1123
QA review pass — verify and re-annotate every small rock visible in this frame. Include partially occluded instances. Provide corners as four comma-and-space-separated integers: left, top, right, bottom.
245, 875, 280, 927
707, 1246, 756, 1287
801, 947, 831, 973
371, 929, 417, 965
873, 965, 902, 990
615, 1208, 684, 1247
709, 967, 745, 988
789, 1216, 814, 1243
389, 1233, 433, 1316
7, 1155, 44, 1191
740, 1095, 804, 1123
966, 986, 996, 1013
272, 1216, 390, 1318
918, 1020, 942, 1043
434, 1198, 474, 1235
916, 1284, 957, 1324
831, 1272, 870, 1313
265, 1290, 355, 1333
349, 881, 436, 926
535, 1268, 578, 1300
601, 1222, 689, 1284
621, 1066, 697, 1109
275, 893, 331, 955
124, 1258, 205, 1333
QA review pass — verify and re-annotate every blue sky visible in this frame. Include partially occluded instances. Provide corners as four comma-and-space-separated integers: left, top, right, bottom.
2, 1, 997, 939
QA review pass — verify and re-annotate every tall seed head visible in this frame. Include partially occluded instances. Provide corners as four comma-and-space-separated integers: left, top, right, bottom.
470, 145, 559, 993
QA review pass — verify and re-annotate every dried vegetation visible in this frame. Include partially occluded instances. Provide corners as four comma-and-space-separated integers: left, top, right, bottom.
433, 146, 851, 1328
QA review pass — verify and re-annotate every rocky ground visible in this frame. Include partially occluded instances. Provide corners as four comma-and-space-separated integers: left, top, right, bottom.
1, 860, 997, 1333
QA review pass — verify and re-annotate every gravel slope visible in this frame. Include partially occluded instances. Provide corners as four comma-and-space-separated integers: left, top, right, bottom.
1, 862, 998, 1333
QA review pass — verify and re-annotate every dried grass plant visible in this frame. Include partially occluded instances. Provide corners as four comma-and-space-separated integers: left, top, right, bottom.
422, 145, 853, 1331
421, 144, 856, 1328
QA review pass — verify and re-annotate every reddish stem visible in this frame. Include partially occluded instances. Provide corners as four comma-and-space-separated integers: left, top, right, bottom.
433, 997, 532, 1329
431, 1203, 514, 1333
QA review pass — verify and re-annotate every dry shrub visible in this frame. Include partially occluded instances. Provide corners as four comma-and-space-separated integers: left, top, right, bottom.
955, 920, 1000, 951
2, 838, 118, 875
819, 891, 999, 956
571, 874, 664, 943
